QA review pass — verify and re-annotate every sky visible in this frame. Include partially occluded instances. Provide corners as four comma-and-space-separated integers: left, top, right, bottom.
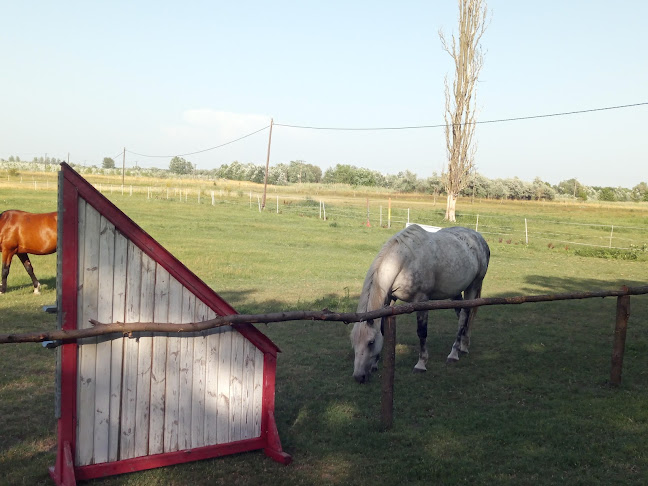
1, 1, 647, 188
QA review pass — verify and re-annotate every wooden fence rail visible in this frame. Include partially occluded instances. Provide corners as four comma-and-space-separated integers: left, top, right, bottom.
2, 285, 647, 345
2, 284, 647, 429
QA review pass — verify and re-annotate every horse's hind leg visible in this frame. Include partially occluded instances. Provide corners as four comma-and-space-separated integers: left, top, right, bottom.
18, 253, 40, 294
414, 310, 429, 373
1, 250, 12, 294
447, 282, 483, 363
452, 294, 463, 318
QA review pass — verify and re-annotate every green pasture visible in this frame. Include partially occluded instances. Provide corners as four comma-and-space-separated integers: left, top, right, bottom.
1, 178, 647, 485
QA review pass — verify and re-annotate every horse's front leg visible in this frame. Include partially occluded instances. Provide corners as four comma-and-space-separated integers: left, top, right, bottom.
18, 253, 40, 294
413, 310, 429, 372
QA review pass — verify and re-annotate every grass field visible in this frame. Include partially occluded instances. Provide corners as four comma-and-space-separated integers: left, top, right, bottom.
1, 174, 647, 485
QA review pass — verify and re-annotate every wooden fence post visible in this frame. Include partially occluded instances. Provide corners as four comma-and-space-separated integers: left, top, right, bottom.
381, 315, 396, 430
610, 295, 630, 386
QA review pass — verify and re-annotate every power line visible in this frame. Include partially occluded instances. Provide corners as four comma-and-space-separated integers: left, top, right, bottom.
274, 102, 648, 131
127, 125, 270, 158
122, 101, 647, 159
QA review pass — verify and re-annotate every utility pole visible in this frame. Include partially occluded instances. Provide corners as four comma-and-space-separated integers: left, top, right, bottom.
122, 148, 126, 188
261, 118, 274, 209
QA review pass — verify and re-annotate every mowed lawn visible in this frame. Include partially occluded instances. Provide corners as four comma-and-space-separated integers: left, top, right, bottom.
1, 180, 647, 485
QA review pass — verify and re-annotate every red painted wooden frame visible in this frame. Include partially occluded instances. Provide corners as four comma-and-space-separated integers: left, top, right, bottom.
49, 164, 290, 486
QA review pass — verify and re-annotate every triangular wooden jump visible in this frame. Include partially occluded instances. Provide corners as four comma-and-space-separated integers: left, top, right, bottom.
50, 163, 290, 486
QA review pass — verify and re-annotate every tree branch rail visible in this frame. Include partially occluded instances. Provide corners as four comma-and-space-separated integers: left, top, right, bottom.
1, 285, 647, 345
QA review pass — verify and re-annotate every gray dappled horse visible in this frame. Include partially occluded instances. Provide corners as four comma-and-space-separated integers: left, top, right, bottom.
350, 225, 490, 383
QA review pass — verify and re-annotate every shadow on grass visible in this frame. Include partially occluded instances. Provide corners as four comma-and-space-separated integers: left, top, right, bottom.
204, 284, 648, 484
2, 281, 647, 484
519, 274, 647, 295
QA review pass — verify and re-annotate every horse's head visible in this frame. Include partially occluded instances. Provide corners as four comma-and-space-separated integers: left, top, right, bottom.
350, 319, 383, 383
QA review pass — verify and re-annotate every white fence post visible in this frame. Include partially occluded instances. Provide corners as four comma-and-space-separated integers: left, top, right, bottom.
476, 214, 479, 232
609, 225, 614, 248
525, 218, 528, 245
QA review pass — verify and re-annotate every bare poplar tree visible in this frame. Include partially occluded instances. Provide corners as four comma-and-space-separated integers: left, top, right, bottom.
440, 0, 488, 221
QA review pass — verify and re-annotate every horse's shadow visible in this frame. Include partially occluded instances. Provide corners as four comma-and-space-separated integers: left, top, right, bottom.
1, 275, 57, 295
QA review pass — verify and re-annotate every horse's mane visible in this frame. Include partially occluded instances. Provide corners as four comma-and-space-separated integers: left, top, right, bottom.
357, 224, 429, 314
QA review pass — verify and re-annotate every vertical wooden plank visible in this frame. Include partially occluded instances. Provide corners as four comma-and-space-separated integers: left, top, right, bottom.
109, 230, 127, 462
204, 309, 220, 445
216, 327, 232, 444
53, 172, 80, 484
252, 347, 264, 438
93, 215, 115, 464
242, 340, 256, 439
74, 199, 86, 462
77, 202, 100, 466
149, 264, 169, 455
229, 331, 245, 442
178, 288, 195, 450
120, 241, 142, 459
134, 254, 155, 457
163, 277, 183, 452
191, 301, 208, 449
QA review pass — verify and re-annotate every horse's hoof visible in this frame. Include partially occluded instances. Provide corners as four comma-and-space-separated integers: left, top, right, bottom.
413, 367, 427, 373
446, 356, 459, 364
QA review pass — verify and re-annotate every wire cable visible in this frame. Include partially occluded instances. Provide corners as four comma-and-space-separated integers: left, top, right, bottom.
274, 102, 648, 131
127, 125, 270, 158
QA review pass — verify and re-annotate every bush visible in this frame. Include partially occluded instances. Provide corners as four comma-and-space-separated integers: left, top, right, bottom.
573, 247, 639, 260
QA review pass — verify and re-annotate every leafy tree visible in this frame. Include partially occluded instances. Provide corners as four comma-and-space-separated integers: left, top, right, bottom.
426, 173, 445, 197
102, 157, 116, 169
286, 160, 322, 183
531, 178, 555, 200
393, 171, 420, 192
631, 182, 648, 202
598, 187, 616, 202
169, 156, 193, 175
490, 180, 509, 200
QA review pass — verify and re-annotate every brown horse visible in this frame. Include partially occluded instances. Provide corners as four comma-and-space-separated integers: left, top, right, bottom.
0, 210, 57, 294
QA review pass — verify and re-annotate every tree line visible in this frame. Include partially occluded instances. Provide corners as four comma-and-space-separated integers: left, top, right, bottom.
2, 155, 647, 203
167, 157, 648, 203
